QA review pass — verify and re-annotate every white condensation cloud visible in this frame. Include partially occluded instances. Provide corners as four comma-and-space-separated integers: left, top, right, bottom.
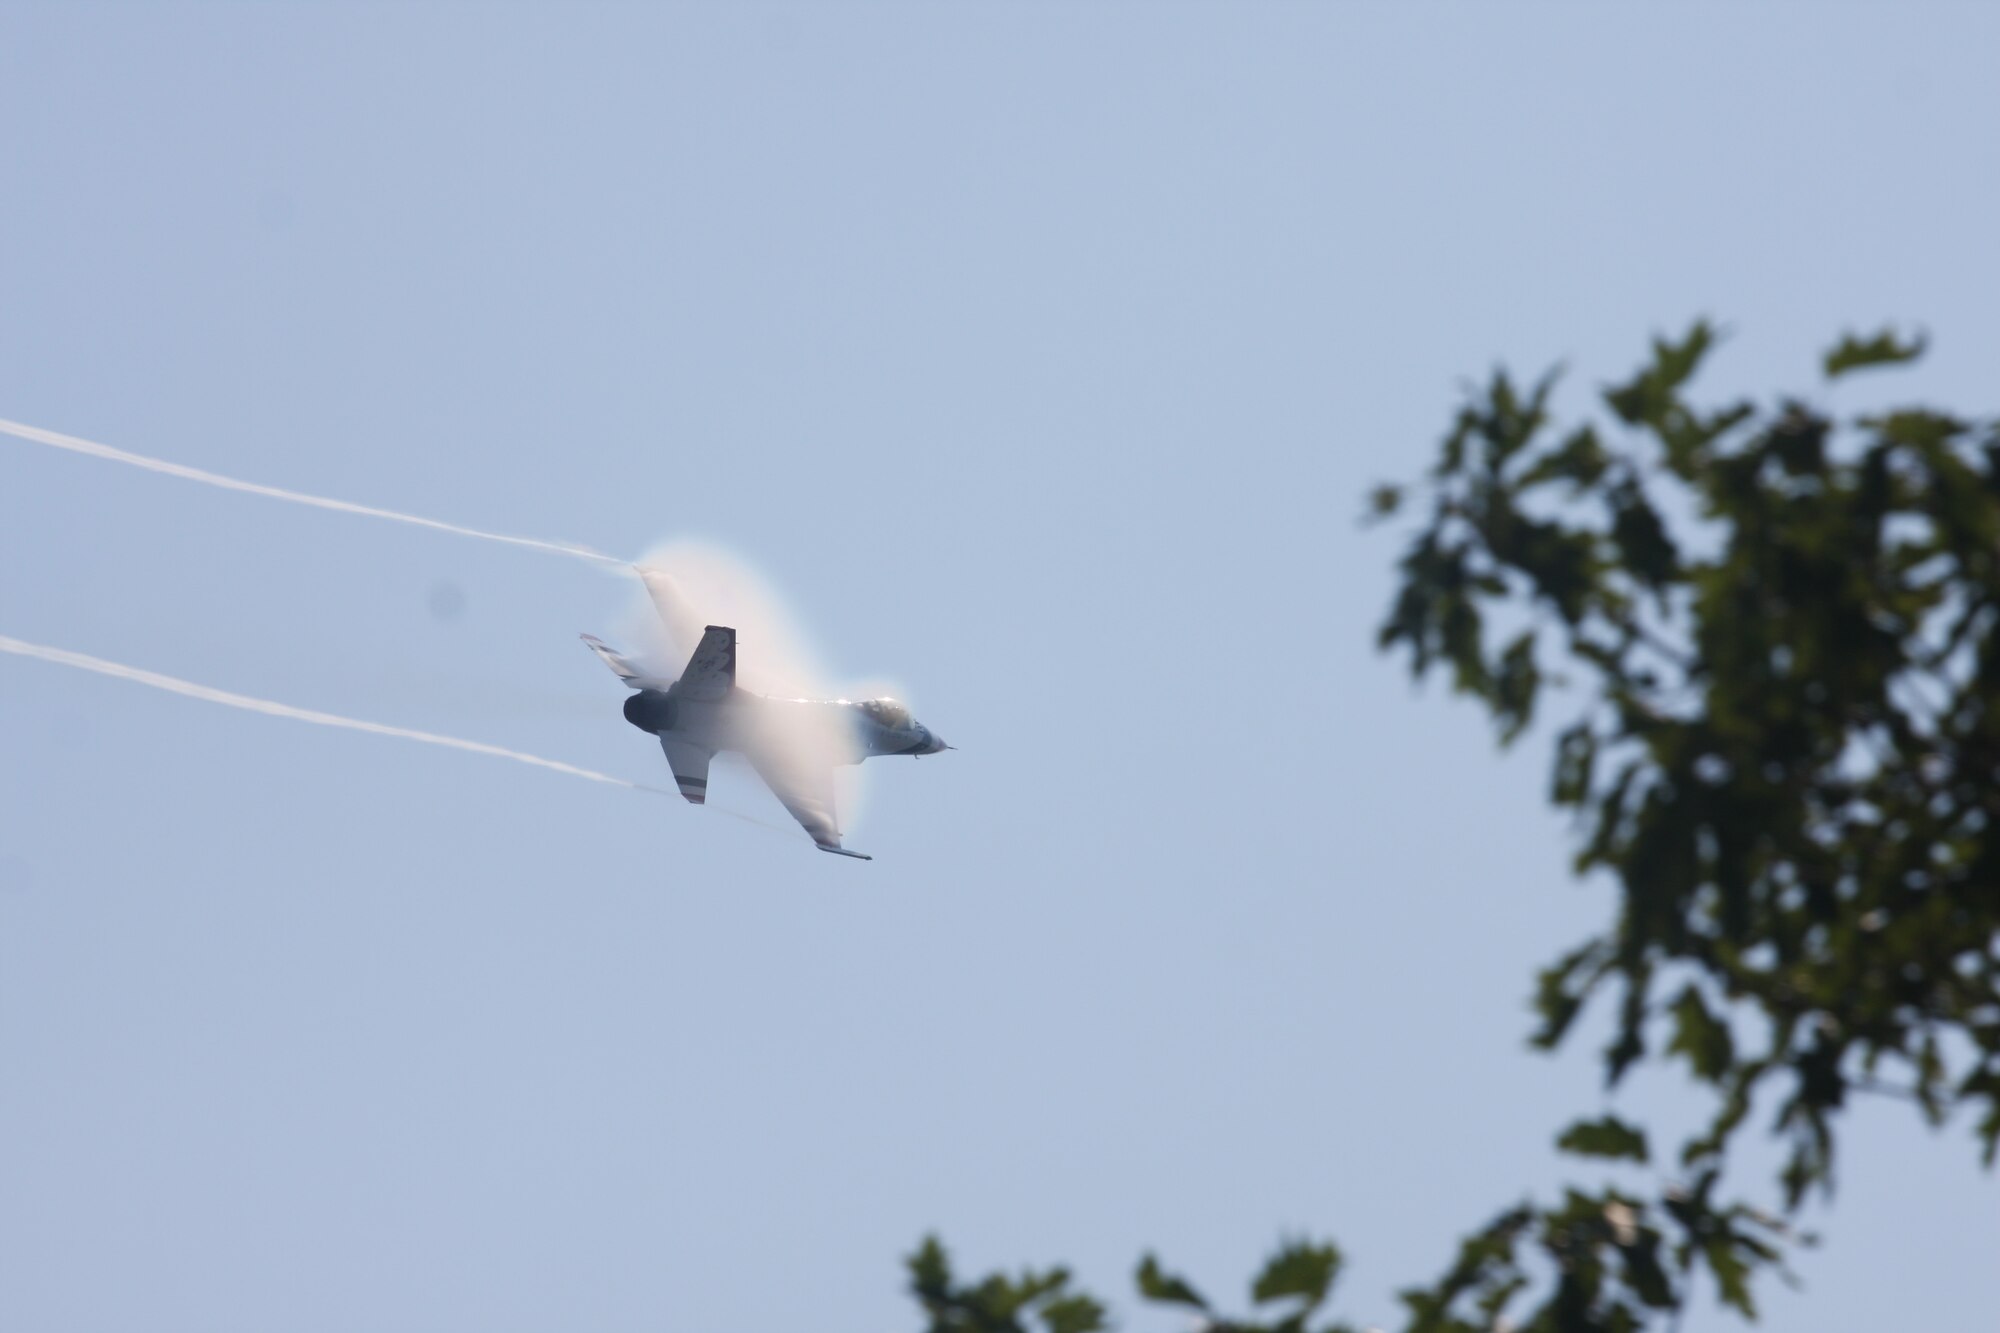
625, 540, 876, 833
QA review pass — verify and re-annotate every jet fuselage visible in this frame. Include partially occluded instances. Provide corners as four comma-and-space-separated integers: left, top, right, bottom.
621, 688, 946, 763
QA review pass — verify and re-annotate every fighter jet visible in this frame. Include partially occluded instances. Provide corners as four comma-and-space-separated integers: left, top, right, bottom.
580, 589, 948, 860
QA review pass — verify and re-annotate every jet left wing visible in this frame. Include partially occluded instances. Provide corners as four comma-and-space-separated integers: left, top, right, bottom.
746, 747, 870, 860
660, 736, 714, 805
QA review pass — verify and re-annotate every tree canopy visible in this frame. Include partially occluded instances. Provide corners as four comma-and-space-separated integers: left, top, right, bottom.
908, 326, 2000, 1332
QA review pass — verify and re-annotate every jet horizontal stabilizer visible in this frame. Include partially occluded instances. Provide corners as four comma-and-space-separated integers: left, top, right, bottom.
816, 843, 873, 861
579, 633, 675, 691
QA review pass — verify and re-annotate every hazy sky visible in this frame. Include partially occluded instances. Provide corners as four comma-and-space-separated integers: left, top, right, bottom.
3, 5, 1995, 1330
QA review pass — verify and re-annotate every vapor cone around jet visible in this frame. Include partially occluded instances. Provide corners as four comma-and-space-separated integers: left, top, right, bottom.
583, 542, 952, 858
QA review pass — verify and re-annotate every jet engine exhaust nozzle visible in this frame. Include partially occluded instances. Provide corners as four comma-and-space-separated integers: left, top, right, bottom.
622, 691, 675, 734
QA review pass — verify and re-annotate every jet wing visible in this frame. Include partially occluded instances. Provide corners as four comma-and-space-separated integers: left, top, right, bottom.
745, 747, 871, 860
669, 625, 736, 702
660, 737, 714, 805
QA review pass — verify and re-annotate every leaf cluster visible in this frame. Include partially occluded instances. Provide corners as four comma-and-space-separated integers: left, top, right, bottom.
1400, 1173, 1798, 1332
911, 1238, 1356, 1333
1139, 1240, 1354, 1333
908, 1236, 1107, 1333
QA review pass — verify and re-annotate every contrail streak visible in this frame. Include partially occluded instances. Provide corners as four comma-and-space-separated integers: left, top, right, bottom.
0, 416, 624, 566
0, 633, 658, 794
0, 633, 807, 844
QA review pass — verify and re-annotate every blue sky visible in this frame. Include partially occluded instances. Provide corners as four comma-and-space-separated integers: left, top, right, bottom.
2, 4, 1995, 1330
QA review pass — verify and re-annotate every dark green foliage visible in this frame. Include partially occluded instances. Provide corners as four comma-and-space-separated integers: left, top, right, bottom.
1399, 1179, 1796, 1332
1135, 1253, 1208, 1311
1135, 1241, 1357, 1333
1556, 1116, 1650, 1163
909, 1236, 1107, 1333
1377, 324, 2000, 1316
1665, 983, 1734, 1083
917, 1240, 1359, 1333
1823, 328, 1926, 379
1250, 1239, 1343, 1308
909, 328, 1995, 1333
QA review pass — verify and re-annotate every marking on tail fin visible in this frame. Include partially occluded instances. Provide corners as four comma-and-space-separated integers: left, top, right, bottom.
670, 625, 736, 701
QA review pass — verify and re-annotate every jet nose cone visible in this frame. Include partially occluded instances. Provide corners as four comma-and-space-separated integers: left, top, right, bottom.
918, 726, 949, 754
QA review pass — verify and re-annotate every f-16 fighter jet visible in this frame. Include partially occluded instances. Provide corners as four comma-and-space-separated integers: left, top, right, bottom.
581, 577, 948, 860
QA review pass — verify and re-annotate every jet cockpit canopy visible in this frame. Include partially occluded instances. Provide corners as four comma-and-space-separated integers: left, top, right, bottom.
858, 698, 912, 730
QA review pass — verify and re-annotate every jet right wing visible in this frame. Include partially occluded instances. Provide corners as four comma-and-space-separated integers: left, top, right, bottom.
745, 747, 870, 860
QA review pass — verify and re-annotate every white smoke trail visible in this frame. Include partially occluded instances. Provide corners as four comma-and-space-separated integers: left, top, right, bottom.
0, 632, 659, 793
0, 632, 811, 844
0, 416, 623, 567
